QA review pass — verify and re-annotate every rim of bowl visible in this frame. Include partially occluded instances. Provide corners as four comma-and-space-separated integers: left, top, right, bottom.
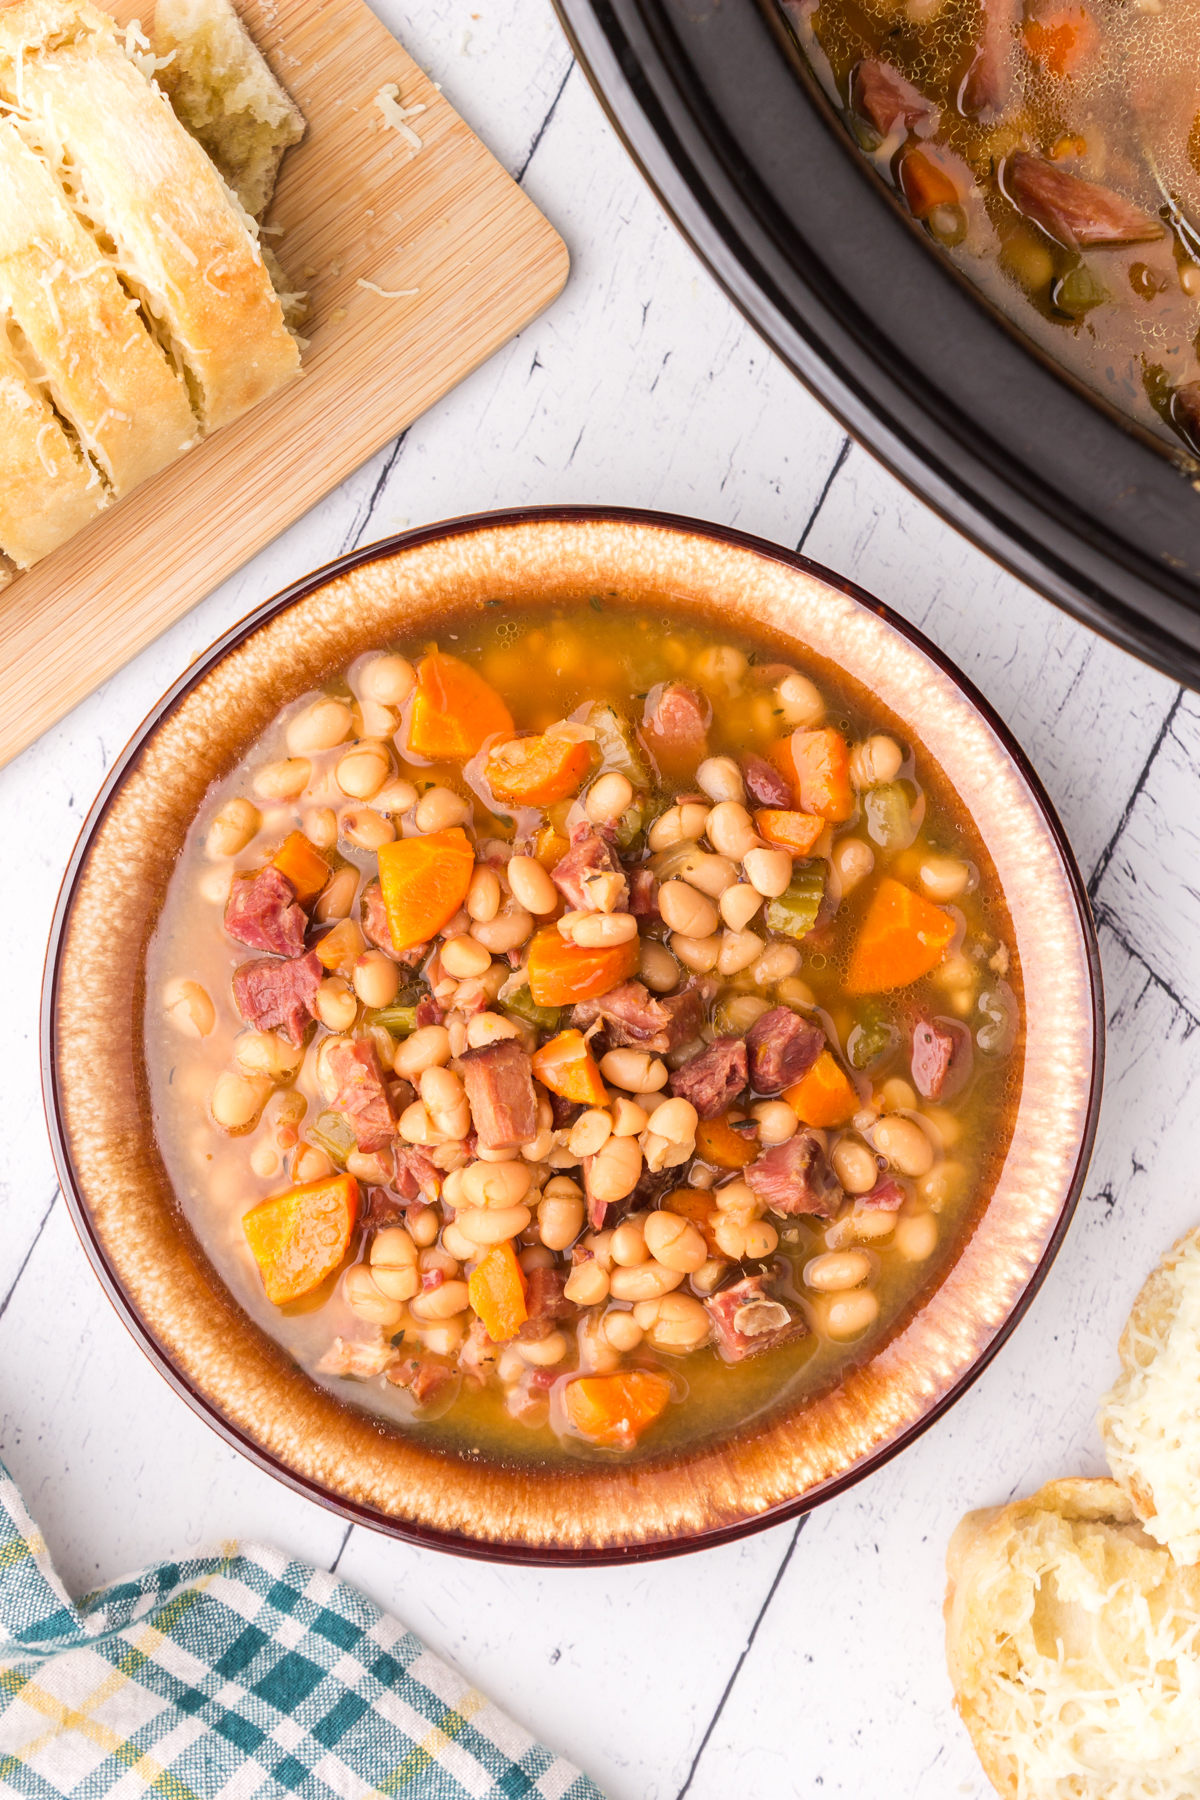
40, 504, 1104, 1565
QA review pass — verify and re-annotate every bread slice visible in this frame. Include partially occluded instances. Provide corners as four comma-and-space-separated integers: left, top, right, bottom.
0, 118, 197, 493
0, 0, 300, 434
154, 0, 304, 219
0, 327, 107, 565
945, 1476, 1200, 1798
1099, 1225, 1200, 1565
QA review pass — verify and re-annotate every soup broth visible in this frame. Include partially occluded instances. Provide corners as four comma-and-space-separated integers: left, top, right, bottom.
146, 597, 1023, 1465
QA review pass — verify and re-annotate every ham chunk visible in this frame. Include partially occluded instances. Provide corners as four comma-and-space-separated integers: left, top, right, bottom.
461, 1038, 537, 1148
628, 866, 660, 918
1005, 153, 1165, 250
669, 1037, 748, 1119
551, 822, 629, 912
572, 980, 706, 1054
232, 950, 321, 1045
746, 1130, 842, 1217
706, 1275, 807, 1363
740, 751, 793, 809
323, 1038, 396, 1153
387, 1355, 458, 1405
911, 1016, 972, 1101
224, 864, 306, 957
854, 59, 936, 137
746, 1006, 824, 1094
389, 1144, 442, 1202
640, 682, 710, 775
518, 1266, 578, 1341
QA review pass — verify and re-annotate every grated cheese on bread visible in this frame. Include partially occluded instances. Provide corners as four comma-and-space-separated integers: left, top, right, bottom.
154, 0, 304, 219
1100, 1226, 1200, 1565
945, 1477, 1200, 1799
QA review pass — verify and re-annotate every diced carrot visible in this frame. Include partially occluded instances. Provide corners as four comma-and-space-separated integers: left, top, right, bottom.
662, 1187, 721, 1253
766, 735, 800, 806
533, 823, 570, 870
564, 1369, 673, 1449
526, 926, 640, 1006
694, 1112, 757, 1170
272, 831, 330, 907
531, 1029, 608, 1105
791, 728, 854, 821
407, 650, 513, 759
315, 917, 365, 972
242, 1173, 359, 1306
1022, 5, 1096, 77
845, 877, 957, 995
468, 1240, 529, 1344
485, 733, 594, 806
784, 1050, 859, 1129
753, 809, 826, 856
376, 827, 475, 951
899, 148, 960, 219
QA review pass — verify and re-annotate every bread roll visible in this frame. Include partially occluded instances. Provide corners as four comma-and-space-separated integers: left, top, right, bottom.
154, 0, 304, 218
1100, 1224, 1200, 1564
0, 328, 107, 566
0, 118, 197, 493
0, 0, 300, 434
945, 1476, 1200, 1798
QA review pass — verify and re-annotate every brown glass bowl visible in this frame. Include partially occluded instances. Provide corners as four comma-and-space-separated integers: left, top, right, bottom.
42, 508, 1102, 1564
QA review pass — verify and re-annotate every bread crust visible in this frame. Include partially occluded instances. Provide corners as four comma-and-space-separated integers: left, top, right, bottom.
945, 1477, 1200, 1798
0, 0, 300, 433
0, 118, 196, 492
0, 328, 106, 565
1099, 1224, 1200, 1562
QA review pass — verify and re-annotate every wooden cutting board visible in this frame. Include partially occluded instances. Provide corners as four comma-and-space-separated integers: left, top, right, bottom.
0, 0, 568, 771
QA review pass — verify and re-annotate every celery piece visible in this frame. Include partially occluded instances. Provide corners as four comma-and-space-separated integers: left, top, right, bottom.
504, 984, 565, 1034
310, 1110, 358, 1166
847, 1010, 899, 1070
368, 1003, 420, 1038
586, 702, 651, 789
764, 863, 826, 939
864, 783, 918, 852
614, 801, 647, 853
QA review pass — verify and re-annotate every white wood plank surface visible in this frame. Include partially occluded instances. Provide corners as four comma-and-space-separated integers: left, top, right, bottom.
0, 3, 1195, 1796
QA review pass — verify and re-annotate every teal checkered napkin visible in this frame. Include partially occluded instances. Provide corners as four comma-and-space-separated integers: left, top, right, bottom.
0, 1459, 603, 1800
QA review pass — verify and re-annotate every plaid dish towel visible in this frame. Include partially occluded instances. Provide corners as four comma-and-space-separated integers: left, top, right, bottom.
0, 1460, 602, 1800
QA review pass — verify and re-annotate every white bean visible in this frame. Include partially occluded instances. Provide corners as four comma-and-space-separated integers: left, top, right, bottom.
720, 884, 764, 931
210, 1071, 270, 1130
671, 933, 720, 973
650, 1097, 698, 1143
894, 1212, 938, 1260
586, 772, 634, 823
608, 1261, 684, 1301
506, 856, 558, 914
165, 978, 215, 1037
826, 1290, 880, 1338
466, 866, 502, 922
706, 801, 759, 860
873, 1115, 934, 1176
569, 1108, 613, 1157
639, 939, 680, 992
643, 1211, 706, 1272
440, 935, 492, 978
409, 1279, 471, 1321
461, 1158, 533, 1208
416, 787, 471, 833
358, 655, 416, 706
336, 746, 389, 800
314, 978, 357, 1032
373, 778, 419, 817
752, 1100, 797, 1144
776, 673, 824, 727
287, 698, 353, 755
253, 759, 310, 801
743, 847, 793, 897
340, 807, 394, 850
806, 1249, 871, 1291
587, 1133, 644, 1201
455, 1204, 532, 1246
471, 905, 534, 953
832, 838, 874, 894
344, 1264, 404, 1326
696, 756, 745, 804
206, 797, 260, 858
919, 855, 970, 901
393, 1024, 452, 1079
659, 879, 718, 938
831, 1137, 879, 1193
567, 911, 638, 948
539, 1191, 584, 1250
848, 735, 903, 789
352, 951, 401, 1009
678, 850, 739, 897
717, 929, 765, 976
599, 1048, 668, 1093
315, 867, 359, 923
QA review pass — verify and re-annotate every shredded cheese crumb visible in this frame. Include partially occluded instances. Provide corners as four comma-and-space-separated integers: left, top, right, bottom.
356, 278, 419, 299
374, 82, 426, 155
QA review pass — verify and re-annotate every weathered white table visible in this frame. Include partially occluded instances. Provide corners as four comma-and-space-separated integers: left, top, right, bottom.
1, 3, 1194, 1794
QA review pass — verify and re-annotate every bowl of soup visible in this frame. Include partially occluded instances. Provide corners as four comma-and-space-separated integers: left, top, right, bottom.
43, 507, 1101, 1560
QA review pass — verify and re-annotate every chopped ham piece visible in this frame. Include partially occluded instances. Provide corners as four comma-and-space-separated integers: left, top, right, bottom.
323, 1038, 397, 1153
224, 864, 307, 957
519, 1266, 578, 1341
551, 822, 628, 911
361, 878, 427, 967
746, 1130, 842, 1217
387, 1356, 458, 1405
740, 752, 793, 809
746, 1006, 824, 1094
362, 1186, 405, 1229
572, 980, 706, 1054
459, 1318, 500, 1385
415, 994, 443, 1028
669, 1037, 748, 1119
232, 950, 322, 1045
640, 682, 710, 776
854, 59, 937, 137
706, 1275, 806, 1363
1004, 153, 1165, 250
863, 1176, 906, 1211
461, 1038, 537, 1148
961, 0, 1018, 115
911, 1015, 972, 1101
628, 866, 660, 919
548, 1090, 583, 1131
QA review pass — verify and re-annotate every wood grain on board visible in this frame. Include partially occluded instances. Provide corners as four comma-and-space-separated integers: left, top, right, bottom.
0, 0, 569, 770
